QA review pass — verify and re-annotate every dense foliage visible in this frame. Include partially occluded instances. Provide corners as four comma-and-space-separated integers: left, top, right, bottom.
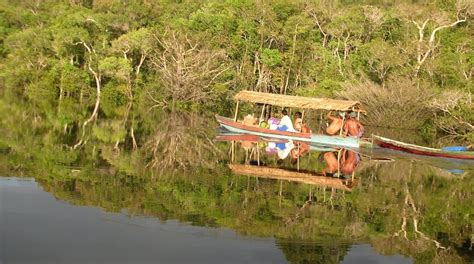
0, 1, 472, 262
1, 145, 472, 263
0, 1, 472, 157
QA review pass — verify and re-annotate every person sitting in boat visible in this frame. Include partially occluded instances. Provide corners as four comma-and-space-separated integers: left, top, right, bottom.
344, 112, 364, 138
294, 111, 303, 131
321, 151, 339, 177
340, 149, 360, 176
265, 142, 278, 154
276, 140, 295, 160
277, 109, 297, 132
290, 142, 310, 165
325, 111, 344, 135
293, 111, 312, 133
243, 114, 258, 126
268, 116, 280, 130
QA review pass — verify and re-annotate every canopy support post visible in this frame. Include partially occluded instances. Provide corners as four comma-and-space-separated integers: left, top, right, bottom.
318, 111, 323, 134
300, 110, 305, 132
233, 101, 240, 121
259, 104, 266, 125
339, 114, 346, 136
231, 141, 235, 162
337, 149, 342, 177
279, 180, 283, 207
257, 144, 260, 166
297, 146, 300, 171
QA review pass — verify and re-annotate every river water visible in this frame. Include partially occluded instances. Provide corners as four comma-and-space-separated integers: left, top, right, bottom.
0, 127, 473, 263
1, 177, 413, 263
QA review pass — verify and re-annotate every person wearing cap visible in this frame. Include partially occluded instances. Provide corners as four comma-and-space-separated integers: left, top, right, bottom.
344, 111, 364, 138
325, 111, 344, 135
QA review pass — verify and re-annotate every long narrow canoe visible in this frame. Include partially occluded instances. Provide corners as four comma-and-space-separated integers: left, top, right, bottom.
229, 164, 355, 191
373, 135, 474, 160
216, 115, 370, 149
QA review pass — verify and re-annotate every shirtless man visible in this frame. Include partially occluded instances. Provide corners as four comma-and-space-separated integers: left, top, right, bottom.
340, 149, 360, 175
343, 112, 364, 138
325, 111, 344, 135
322, 151, 339, 176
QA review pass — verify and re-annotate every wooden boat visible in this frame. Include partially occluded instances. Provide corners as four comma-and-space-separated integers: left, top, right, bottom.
216, 115, 369, 149
229, 164, 355, 191
373, 135, 474, 160
217, 90, 373, 149
215, 133, 263, 142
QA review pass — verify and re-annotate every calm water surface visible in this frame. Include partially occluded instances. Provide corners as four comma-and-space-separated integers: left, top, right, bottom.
1, 177, 413, 264
0, 126, 473, 263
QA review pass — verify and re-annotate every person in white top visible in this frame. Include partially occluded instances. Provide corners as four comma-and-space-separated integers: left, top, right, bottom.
278, 109, 296, 132
277, 140, 294, 159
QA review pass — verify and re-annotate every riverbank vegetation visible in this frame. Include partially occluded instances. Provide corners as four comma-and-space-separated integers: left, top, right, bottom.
0, 1, 472, 161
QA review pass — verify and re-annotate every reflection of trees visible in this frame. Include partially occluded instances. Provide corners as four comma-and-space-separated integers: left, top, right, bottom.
2, 144, 473, 263
276, 241, 349, 264
145, 113, 220, 171
393, 185, 446, 250
358, 160, 473, 263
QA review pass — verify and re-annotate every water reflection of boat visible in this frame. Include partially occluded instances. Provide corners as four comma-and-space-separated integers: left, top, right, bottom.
373, 135, 474, 160
216, 129, 361, 189
216, 115, 369, 149
216, 90, 372, 149
371, 147, 474, 174
229, 164, 355, 191
215, 132, 338, 152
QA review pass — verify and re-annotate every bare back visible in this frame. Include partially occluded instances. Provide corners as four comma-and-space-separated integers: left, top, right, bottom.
326, 118, 343, 135
344, 119, 363, 138
323, 152, 338, 174
341, 150, 360, 174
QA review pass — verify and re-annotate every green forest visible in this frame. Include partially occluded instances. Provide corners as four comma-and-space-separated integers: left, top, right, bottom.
0, 1, 473, 263
0, 1, 472, 165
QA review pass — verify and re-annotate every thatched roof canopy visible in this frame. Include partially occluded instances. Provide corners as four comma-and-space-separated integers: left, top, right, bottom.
234, 90, 365, 112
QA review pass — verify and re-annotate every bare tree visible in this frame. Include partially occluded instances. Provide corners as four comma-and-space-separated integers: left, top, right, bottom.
305, 5, 330, 48
72, 41, 101, 149
145, 113, 220, 171
430, 90, 473, 138
150, 31, 230, 110
410, 2, 470, 76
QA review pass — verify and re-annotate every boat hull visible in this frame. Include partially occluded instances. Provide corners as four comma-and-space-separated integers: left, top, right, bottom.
373, 135, 474, 160
216, 115, 364, 149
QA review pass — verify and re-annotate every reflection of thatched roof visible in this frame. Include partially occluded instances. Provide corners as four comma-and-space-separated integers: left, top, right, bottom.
234, 90, 365, 112
229, 164, 354, 191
